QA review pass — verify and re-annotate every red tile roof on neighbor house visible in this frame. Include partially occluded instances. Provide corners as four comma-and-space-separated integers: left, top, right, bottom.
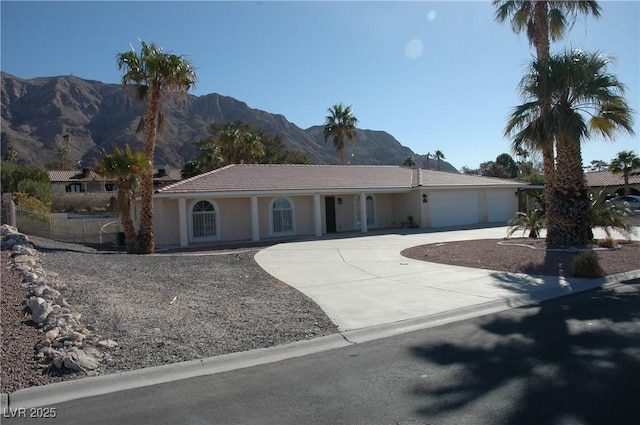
586, 170, 640, 187
156, 164, 525, 196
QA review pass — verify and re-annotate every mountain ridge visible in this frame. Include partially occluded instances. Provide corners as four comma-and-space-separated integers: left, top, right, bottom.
1, 72, 458, 173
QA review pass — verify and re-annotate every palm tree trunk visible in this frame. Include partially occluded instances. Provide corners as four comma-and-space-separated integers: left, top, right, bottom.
547, 134, 592, 246
136, 84, 161, 254
624, 172, 630, 195
117, 184, 138, 254
532, 1, 561, 246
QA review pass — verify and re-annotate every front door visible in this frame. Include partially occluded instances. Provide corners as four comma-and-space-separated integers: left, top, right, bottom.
325, 196, 336, 233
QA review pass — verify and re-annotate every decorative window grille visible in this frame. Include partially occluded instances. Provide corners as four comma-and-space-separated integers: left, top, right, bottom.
192, 201, 216, 238
272, 198, 293, 234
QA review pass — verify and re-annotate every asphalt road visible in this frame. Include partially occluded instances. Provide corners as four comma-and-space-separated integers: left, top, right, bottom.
4, 280, 640, 425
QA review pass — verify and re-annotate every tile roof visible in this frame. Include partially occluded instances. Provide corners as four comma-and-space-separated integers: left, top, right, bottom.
48, 168, 182, 183
586, 170, 640, 187
157, 164, 525, 195
47, 170, 103, 182
417, 169, 524, 187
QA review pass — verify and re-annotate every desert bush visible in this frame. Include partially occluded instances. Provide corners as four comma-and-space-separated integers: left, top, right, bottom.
572, 251, 603, 278
596, 237, 618, 248
16, 179, 53, 206
13, 192, 50, 213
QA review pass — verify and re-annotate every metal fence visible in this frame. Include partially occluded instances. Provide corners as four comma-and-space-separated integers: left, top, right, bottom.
15, 207, 121, 245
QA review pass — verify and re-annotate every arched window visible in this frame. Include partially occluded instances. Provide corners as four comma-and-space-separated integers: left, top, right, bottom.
192, 200, 216, 238
354, 195, 376, 228
272, 198, 294, 234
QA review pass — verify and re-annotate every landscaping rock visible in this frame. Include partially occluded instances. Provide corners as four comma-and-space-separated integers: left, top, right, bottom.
29, 297, 53, 324
1, 225, 115, 376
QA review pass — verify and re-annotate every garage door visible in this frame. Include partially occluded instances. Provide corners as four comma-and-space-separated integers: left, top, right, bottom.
430, 191, 480, 227
487, 191, 516, 223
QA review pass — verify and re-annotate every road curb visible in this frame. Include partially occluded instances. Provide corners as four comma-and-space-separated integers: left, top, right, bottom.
3, 270, 638, 411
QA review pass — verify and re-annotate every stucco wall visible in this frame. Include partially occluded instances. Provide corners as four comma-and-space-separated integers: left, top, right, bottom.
153, 198, 180, 246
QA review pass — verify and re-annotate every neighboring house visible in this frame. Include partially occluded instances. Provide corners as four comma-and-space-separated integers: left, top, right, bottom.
585, 170, 640, 196
48, 169, 114, 193
48, 167, 182, 193
140, 164, 527, 248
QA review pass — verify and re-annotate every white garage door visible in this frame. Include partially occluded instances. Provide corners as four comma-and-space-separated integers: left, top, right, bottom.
487, 191, 516, 223
430, 191, 480, 227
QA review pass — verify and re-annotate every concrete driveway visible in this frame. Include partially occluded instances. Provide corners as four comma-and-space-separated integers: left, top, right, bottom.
255, 226, 640, 331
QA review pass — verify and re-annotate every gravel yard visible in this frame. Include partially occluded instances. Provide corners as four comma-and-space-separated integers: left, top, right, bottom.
1, 236, 338, 393
3, 219, 639, 394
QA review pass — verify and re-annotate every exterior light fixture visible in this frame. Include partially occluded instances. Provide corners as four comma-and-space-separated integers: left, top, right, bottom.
422, 194, 428, 203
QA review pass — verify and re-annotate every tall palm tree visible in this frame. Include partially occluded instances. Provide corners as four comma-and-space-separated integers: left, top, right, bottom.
434, 150, 445, 171
494, 0, 601, 220
425, 152, 431, 170
117, 41, 197, 254
95, 145, 149, 253
323, 103, 358, 165
609, 150, 640, 195
507, 50, 634, 246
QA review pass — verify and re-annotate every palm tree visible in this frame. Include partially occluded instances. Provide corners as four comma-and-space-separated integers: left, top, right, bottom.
197, 142, 223, 171
323, 103, 358, 165
181, 160, 202, 179
95, 145, 150, 253
588, 159, 608, 172
215, 128, 264, 164
425, 152, 431, 170
494, 0, 601, 222
507, 50, 634, 246
609, 150, 640, 195
402, 156, 416, 167
434, 150, 445, 171
507, 209, 545, 238
117, 41, 197, 254
589, 190, 636, 240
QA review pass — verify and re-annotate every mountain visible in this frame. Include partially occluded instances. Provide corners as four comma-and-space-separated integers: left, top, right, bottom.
1, 72, 458, 172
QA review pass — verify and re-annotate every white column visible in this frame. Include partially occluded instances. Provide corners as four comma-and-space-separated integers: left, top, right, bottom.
178, 198, 188, 247
360, 192, 368, 233
313, 194, 322, 237
251, 196, 260, 241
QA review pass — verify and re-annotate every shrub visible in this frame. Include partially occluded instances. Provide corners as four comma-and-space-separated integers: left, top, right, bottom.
1, 162, 50, 193
16, 179, 53, 206
572, 251, 603, 278
13, 192, 51, 213
51, 193, 112, 213
597, 237, 618, 248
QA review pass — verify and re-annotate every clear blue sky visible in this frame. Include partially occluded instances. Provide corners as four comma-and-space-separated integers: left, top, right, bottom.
1, 1, 638, 170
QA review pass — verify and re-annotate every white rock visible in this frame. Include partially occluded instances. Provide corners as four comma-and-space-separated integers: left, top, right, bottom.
12, 245, 37, 256
29, 297, 53, 324
97, 339, 119, 348
63, 347, 100, 371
